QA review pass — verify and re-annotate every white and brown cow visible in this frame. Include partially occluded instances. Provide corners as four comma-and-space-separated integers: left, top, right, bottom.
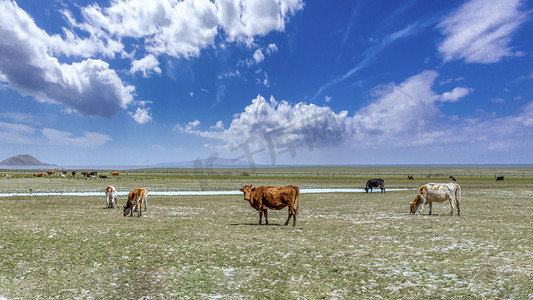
105, 186, 119, 208
124, 188, 148, 217
410, 183, 461, 216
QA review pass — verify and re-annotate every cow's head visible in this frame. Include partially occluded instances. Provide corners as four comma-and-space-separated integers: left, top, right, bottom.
239, 185, 253, 203
123, 205, 131, 216
410, 196, 421, 214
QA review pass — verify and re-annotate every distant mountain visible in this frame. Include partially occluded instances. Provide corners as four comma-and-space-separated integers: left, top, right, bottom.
156, 157, 262, 168
0, 154, 55, 166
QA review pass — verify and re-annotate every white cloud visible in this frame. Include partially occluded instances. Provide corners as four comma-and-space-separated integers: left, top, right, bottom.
0, 1, 135, 118
129, 107, 152, 124
174, 120, 201, 133
0, 121, 37, 145
0, 0, 304, 121
253, 49, 265, 63
210, 120, 225, 130
438, 0, 529, 63
440, 87, 472, 102
216, 0, 304, 42
130, 54, 162, 77
266, 43, 278, 55
42, 128, 112, 147
177, 70, 533, 163
325, 96, 332, 103
180, 71, 478, 148
81, 0, 302, 58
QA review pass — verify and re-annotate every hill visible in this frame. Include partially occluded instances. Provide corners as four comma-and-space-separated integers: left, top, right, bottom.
0, 154, 55, 166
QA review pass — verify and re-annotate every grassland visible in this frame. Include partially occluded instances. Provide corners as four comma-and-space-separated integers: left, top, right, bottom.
0, 167, 532, 299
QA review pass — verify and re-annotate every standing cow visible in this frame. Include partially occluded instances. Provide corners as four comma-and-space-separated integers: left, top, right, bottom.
410, 183, 461, 216
239, 185, 300, 226
105, 186, 119, 208
365, 179, 385, 193
124, 188, 148, 217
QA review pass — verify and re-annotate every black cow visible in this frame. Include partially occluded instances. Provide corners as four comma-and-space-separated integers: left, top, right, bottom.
496, 176, 504, 181
365, 178, 385, 193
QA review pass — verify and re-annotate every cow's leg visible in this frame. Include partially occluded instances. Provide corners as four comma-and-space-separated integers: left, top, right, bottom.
428, 202, 432, 215
456, 199, 460, 216
418, 202, 425, 215
449, 199, 454, 216
115, 197, 119, 208
284, 211, 292, 226
258, 210, 263, 225
285, 205, 296, 226
263, 209, 268, 225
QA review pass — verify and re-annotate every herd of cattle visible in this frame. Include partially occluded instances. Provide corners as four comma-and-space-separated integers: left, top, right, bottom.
1, 171, 509, 224
28, 171, 120, 178
104, 176, 466, 225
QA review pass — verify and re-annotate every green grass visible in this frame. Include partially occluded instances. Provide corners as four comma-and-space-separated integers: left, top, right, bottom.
0, 168, 532, 298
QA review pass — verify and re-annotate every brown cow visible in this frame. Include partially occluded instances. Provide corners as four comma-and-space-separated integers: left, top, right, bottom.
123, 188, 148, 217
239, 185, 300, 226
110, 171, 120, 176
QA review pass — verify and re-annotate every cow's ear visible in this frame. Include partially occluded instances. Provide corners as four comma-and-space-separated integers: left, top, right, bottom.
239, 188, 244, 192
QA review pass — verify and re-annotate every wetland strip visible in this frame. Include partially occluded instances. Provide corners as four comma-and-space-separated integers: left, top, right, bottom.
0, 188, 412, 197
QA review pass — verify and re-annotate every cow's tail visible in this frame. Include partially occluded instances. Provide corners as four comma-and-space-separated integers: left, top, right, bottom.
455, 184, 461, 205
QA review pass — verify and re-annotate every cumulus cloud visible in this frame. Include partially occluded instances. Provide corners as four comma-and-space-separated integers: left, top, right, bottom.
0, 0, 303, 121
130, 54, 162, 77
438, 0, 529, 63
129, 107, 152, 124
253, 49, 265, 64
177, 70, 480, 151
42, 128, 112, 147
81, 0, 302, 58
174, 120, 201, 133
440, 87, 472, 102
0, 1, 135, 118
217, 0, 304, 42
266, 43, 278, 55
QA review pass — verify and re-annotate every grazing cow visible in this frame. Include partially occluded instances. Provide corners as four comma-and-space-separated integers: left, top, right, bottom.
410, 183, 461, 216
449, 176, 457, 182
99, 175, 108, 179
47, 170, 55, 176
110, 171, 120, 176
2, 174, 12, 179
33, 173, 46, 177
239, 185, 300, 226
124, 188, 148, 217
105, 186, 119, 209
496, 176, 504, 181
365, 179, 385, 193
408, 175, 414, 180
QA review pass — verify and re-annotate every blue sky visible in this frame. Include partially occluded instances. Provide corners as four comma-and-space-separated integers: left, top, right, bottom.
1, 0, 532, 166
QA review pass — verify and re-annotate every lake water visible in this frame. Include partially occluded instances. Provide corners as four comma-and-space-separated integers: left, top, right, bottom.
0, 188, 412, 197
